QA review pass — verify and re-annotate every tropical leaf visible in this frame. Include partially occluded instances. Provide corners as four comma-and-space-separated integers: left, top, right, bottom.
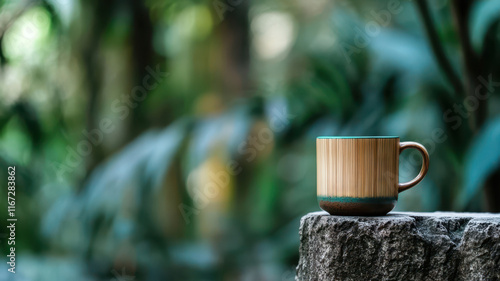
144, 118, 192, 192
471, 0, 500, 50
460, 117, 500, 208
184, 108, 253, 177
44, 119, 191, 253
480, 18, 500, 77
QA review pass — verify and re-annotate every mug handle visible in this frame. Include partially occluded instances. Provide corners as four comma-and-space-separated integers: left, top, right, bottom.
398, 142, 430, 193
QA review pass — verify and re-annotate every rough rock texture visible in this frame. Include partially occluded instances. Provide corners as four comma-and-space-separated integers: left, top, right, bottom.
296, 212, 500, 281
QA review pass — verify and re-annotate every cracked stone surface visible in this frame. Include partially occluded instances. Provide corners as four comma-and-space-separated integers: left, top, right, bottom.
296, 212, 500, 281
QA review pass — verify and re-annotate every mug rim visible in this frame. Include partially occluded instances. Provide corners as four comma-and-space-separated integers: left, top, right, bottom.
317, 136, 398, 139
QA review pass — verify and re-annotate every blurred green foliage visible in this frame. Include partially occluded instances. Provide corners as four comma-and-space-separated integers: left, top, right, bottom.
0, 0, 500, 280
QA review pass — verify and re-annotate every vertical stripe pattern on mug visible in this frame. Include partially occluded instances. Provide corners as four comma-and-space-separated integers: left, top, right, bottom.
317, 138, 399, 198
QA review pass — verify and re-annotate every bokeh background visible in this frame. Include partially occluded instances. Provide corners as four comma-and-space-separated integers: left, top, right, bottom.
0, 0, 500, 280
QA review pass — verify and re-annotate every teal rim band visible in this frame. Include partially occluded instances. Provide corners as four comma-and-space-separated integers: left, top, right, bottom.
317, 136, 398, 139
318, 196, 397, 204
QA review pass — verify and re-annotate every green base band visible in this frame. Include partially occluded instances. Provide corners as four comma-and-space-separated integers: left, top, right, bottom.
318, 196, 397, 204
317, 136, 398, 139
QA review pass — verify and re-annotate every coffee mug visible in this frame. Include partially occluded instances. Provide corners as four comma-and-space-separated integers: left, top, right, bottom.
317, 136, 429, 216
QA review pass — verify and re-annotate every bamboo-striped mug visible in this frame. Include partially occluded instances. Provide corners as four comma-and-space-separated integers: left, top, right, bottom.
317, 136, 429, 216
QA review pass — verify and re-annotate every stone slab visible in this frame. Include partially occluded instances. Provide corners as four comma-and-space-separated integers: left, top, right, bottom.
296, 212, 500, 281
